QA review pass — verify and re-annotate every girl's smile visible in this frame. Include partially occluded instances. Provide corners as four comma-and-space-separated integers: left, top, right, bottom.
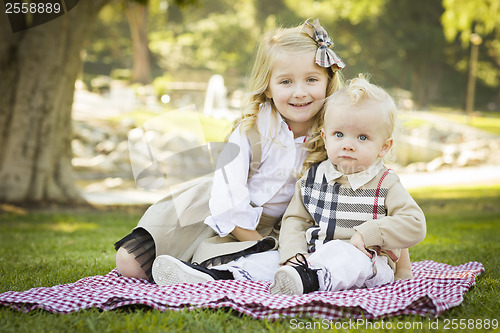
289, 101, 313, 107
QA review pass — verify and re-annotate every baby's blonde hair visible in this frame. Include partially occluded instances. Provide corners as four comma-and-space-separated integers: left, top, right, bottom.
234, 20, 343, 174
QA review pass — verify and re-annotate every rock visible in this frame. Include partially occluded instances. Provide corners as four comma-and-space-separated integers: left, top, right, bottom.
160, 132, 200, 152
96, 140, 116, 154
72, 139, 94, 158
73, 154, 115, 172
404, 162, 428, 173
103, 177, 124, 189
115, 141, 129, 154
426, 157, 447, 172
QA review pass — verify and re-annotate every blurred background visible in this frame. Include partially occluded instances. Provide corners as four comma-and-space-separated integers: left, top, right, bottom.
80, 0, 500, 111
74, 0, 500, 203
1, 0, 500, 204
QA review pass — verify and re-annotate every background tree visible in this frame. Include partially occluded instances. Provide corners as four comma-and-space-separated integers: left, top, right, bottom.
362, 0, 448, 108
441, 0, 500, 106
0, 1, 111, 203
82, 1, 133, 82
125, 0, 152, 84
285, 0, 451, 109
82, 0, 499, 108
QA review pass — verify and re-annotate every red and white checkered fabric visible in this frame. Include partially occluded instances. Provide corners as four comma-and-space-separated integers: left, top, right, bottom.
0, 261, 484, 320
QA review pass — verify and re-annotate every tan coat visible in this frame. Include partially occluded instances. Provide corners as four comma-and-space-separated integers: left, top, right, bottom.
135, 126, 280, 266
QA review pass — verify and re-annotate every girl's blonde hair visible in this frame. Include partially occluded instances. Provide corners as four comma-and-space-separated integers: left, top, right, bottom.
235, 20, 343, 174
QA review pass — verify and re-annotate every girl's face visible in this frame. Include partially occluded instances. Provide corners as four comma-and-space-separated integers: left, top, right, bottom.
265, 51, 329, 137
321, 99, 393, 174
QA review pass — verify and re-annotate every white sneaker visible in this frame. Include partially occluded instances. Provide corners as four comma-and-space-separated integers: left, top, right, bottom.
269, 254, 320, 295
152, 255, 215, 286
269, 265, 304, 295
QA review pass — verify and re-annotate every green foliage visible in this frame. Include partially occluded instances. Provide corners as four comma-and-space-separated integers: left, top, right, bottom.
431, 110, 500, 135
284, 0, 386, 25
149, 0, 259, 76
441, 0, 500, 45
0, 184, 499, 332
85, 2, 132, 72
286, 0, 453, 108
187, 9, 258, 73
83, 0, 500, 109
440, 0, 500, 99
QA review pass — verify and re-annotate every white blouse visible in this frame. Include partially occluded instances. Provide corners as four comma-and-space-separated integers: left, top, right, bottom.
204, 102, 309, 237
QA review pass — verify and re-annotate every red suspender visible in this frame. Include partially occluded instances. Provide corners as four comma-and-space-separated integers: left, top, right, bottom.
372, 169, 399, 262
373, 169, 391, 220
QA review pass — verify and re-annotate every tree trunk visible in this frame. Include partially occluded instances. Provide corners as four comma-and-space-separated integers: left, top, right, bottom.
125, 2, 152, 85
411, 65, 432, 110
0, 0, 110, 203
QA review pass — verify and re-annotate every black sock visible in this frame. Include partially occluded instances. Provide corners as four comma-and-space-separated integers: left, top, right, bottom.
209, 269, 234, 280
184, 261, 234, 280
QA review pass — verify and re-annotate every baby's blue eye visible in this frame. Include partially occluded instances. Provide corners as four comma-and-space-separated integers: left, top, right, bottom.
358, 135, 368, 141
334, 132, 343, 138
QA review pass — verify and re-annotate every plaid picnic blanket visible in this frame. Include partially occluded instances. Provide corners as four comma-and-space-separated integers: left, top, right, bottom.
0, 261, 484, 320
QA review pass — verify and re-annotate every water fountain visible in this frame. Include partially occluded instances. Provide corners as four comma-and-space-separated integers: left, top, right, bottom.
203, 74, 237, 120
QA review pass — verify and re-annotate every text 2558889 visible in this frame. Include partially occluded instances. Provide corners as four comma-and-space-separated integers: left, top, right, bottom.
5, 1, 62, 14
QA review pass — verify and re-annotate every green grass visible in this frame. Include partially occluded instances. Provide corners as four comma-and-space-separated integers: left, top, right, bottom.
399, 109, 500, 136
1, 185, 499, 332
110, 108, 233, 142
432, 110, 500, 136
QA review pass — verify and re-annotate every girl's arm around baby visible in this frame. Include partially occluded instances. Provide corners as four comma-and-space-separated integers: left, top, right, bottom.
231, 226, 263, 241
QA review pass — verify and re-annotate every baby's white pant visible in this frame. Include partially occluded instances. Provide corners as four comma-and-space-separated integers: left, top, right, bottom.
307, 240, 394, 292
211, 250, 280, 281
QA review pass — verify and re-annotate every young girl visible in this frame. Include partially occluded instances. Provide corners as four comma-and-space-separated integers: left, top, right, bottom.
115, 19, 345, 283
269, 75, 426, 295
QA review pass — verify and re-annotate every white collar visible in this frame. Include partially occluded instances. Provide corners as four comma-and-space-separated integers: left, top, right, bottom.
321, 159, 385, 191
258, 101, 307, 143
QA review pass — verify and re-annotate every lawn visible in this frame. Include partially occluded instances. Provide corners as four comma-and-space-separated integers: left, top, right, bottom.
0, 184, 499, 332
436, 111, 500, 136
427, 109, 500, 136
110, 107, 233, 143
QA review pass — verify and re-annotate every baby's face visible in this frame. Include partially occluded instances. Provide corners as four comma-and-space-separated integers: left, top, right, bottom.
321, 99, 393, 174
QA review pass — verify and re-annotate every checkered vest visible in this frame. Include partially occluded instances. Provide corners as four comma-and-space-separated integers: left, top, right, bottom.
301, 163, 391, 253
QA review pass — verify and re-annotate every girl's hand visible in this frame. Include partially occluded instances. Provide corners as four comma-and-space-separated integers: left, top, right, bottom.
349, 231, 372, 258
231, 226, 263, 242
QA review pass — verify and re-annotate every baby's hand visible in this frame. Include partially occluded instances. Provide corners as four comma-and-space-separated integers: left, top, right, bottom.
395, 268, 414, 280
349, 231, 372, 258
